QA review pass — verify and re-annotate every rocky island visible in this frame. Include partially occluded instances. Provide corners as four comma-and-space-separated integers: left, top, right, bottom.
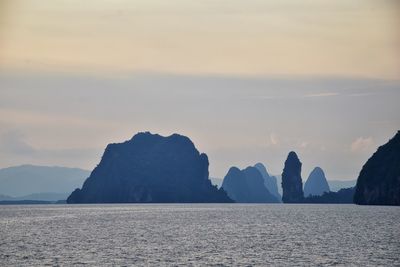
221, 166, 279, 203
354, 131, 400, 206
67, 132, 232, 203
304, 167, 330, 197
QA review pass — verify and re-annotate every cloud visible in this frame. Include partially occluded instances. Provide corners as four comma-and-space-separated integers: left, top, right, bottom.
2, 0, 400, 79
350, 137, 375, 153
299, 141, 309, 148
266, 133, 279, 147
0, 108, 117, 129
304, 92, 339, 98
0, 130, 36, 154
0, 129, 102, 169
348, 92, 376, 97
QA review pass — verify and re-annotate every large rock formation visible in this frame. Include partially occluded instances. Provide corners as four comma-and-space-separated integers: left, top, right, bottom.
254, 163, 282, 201
221, 166, 279, 203
67, 132, 232, 203
281, 151, 304, 203
304, 167, 330, 197
354, 131, 400, 206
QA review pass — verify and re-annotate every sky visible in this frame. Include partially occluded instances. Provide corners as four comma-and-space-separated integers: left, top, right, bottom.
0, 0, 399, 180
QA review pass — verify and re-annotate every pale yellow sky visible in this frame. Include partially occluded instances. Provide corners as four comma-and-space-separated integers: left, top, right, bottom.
1, 0, 399, 79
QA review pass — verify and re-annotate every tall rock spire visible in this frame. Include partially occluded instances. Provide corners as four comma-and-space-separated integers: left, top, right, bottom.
281, 151, 304, 203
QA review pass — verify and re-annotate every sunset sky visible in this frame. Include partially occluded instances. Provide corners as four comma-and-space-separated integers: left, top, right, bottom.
1, 0, 399, 179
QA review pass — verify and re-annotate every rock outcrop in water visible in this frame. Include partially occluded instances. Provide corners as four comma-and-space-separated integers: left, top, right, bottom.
354, 131, 400, 206
254, 163, 281, 201
281, 151, 304, 203
304, 187, 354, 203
304, 167, 330, 197
221, 166, 279, 203
67, 132, 232, 203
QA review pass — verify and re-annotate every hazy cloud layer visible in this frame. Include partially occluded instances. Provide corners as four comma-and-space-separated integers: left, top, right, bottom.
0, 71, 399, 180
351, 137, 375, 153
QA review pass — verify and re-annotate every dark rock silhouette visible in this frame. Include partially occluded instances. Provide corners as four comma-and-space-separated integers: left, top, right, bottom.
304, 167, 330, 197
221, 167, 247, 202
67, 132, 232, 203
304, 187, 354, 203
354, 131, 400, 206
254, 163, 282, 201
221, 166, 279, 203
281, 151, 304, 203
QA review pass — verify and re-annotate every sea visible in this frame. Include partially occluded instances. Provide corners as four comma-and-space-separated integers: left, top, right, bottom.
0, 204, 399, 266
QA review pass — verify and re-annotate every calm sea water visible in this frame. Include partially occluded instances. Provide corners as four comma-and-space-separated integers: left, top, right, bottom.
0, 204, 399, 266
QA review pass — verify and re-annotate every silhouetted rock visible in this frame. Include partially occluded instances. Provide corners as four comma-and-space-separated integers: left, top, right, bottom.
67, 132, 232, 203
304, 187, 354, 203
254, 163, 282, 201
221, 166, 279, 203
281, 151, 304, 203
354, 131, 400, 206
221, 167, 247, 201
304, 167, 330, 197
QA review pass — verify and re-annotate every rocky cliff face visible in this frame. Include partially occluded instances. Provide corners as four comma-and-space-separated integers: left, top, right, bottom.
354, 131, 400, 206
281, 151, 304, 203
254, 163, 282, 201
304, 167, 330, 197
67, 132, 232, 203
221, 166, 279, 203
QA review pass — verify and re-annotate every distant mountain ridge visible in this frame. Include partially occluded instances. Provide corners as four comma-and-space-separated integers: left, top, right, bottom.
0, 192, 69, 201
328, 179, 356, 192
0, 165, 90, 197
